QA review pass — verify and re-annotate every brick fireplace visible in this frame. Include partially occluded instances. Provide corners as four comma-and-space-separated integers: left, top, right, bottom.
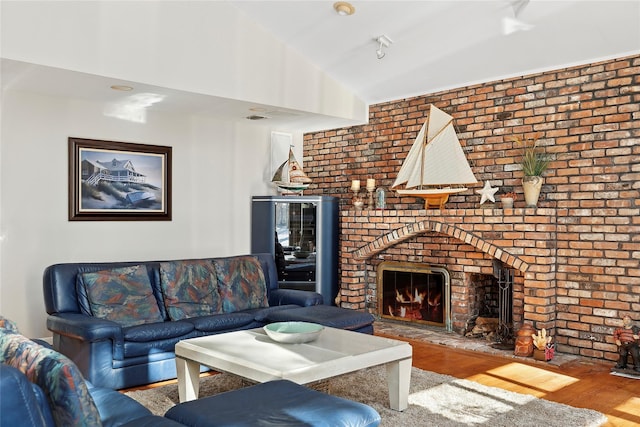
338, 207, 553, 338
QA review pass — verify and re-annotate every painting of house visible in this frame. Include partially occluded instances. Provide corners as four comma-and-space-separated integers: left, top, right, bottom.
77, 146, 166, 212
81, 158, 147, 186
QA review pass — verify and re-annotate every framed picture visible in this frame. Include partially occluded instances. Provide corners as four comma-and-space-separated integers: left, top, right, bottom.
69, 137, 172, 221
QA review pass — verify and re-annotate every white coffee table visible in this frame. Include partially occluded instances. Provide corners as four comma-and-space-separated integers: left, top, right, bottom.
175, 326, 412, 411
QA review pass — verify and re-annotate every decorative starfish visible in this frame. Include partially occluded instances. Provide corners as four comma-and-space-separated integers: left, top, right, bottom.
476, 181, 499, 204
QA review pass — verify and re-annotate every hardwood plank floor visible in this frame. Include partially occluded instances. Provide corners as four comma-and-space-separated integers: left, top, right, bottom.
377, 332, 640, 427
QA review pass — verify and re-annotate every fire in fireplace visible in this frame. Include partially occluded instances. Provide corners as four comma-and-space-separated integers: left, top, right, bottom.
377, 261, 451, 330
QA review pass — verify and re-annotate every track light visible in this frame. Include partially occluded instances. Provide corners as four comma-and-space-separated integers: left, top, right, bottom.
375, 35, 393, 60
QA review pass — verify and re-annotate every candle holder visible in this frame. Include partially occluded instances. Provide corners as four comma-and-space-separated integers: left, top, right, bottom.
352, 190, 363, 210
366, 188, 375, 209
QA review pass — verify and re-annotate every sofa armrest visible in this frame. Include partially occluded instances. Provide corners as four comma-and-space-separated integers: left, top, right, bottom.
269, 289, 323, 307
46, 313, 123, 343
0, 365, 51, 427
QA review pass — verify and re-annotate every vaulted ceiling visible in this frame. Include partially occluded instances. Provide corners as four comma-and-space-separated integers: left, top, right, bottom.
2, 1, 639, 131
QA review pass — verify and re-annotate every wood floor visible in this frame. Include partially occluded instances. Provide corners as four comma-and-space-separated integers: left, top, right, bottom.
377, 332, 640, 427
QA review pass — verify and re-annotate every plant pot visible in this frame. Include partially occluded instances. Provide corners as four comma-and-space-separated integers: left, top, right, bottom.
522, 176, 544, 207
533, 348, 546, 361
501, 197, 514, 209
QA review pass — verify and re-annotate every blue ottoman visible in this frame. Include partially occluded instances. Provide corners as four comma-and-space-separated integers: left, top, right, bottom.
165, 379, 381, 427
267, 305, 375, 334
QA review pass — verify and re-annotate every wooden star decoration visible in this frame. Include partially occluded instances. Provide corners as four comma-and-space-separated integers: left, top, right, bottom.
476, 181, 499, 204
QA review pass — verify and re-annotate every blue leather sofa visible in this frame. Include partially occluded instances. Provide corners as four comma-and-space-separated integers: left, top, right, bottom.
43, 253, 325, 390
0, 328, 380, 427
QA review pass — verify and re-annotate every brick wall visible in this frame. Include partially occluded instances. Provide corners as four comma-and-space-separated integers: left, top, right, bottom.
303, 55, 639, 364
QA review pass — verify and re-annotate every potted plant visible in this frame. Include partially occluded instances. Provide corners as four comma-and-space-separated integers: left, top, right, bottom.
515, 134, 550, 207
531, 328, 554, 361
500, 191, 517, 209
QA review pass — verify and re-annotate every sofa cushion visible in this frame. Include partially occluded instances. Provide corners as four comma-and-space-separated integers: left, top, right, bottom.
183, 312, 255, 333
213, 255, 268, 313
0, 331, 102, 427
243, 304, 302, 322
160, 260, 221, 320
122, 320, 195, 342
266, 305, 375, 332
79, 265, 164, 328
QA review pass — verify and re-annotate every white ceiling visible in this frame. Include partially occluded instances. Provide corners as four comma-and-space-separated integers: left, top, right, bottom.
233, 0, 640, 104
2, 1, 639, 131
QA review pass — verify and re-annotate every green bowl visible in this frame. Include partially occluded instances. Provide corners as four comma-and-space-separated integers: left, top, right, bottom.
263, 322, 324, 344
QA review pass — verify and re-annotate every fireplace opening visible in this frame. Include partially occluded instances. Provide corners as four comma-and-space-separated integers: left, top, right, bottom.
465, 261, 514, 347
377, 261, 451, 330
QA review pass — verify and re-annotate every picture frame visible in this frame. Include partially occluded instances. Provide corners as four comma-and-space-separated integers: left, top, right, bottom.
69, 137, 172, 221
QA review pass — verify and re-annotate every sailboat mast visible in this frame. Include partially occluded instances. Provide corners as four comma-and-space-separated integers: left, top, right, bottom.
419, 118, 428, 190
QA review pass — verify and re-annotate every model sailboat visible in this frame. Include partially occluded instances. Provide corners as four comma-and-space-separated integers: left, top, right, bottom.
272, 147, 312, 194
392, 105, 477, 209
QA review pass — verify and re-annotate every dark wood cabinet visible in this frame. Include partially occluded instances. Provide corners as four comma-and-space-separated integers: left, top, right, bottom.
251, 196, 338, 305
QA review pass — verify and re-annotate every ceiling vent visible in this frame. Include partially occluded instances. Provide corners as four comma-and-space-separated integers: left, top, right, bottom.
246, 114, 268, 120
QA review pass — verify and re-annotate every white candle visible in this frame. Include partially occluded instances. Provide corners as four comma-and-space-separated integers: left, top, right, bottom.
351, 180, 360, 191
366, 178, 376, 191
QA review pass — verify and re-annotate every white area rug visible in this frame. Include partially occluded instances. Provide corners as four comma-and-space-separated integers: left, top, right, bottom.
126, 366, 607, 426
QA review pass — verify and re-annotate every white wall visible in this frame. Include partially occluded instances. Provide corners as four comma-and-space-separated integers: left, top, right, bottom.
0, 89, 294, 338
1, 1, 366, 122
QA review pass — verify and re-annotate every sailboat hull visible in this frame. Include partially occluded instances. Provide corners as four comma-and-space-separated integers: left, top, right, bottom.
273, 181, 310, 192
396, 187, 468, 209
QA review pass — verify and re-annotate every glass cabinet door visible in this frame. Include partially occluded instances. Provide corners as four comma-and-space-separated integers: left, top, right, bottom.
275, 201, 316, 284
251, 195, 338, 305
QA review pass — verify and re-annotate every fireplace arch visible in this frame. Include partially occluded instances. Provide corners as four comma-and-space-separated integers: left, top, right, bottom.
352, 219, 529, 273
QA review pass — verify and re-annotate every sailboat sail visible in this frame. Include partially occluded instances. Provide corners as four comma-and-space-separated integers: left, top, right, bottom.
393, 105, 477, 208
272, 148, 311, 193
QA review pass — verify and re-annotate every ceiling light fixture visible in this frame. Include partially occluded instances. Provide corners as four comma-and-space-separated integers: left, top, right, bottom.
375, 35, 393, 60
246, 114, 268, 121
333, 2, 355, 16
502, 0, 534, 35
110, 85, 133, 91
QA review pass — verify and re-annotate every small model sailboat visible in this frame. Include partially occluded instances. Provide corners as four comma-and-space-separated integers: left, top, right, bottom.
272, 148, 312, 194
392, 105, 477, 209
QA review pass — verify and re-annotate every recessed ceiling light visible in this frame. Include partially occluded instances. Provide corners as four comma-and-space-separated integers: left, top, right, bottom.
246, 115, 268, 120
333, 2, 355, 16
110, 85, 133, 91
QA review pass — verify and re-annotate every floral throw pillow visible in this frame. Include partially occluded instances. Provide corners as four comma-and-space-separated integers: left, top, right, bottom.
214, 256, 268, 313
0, 331, 102, 427
80, 265, 163, 327
159, 260, 221, 320
0, 315, 19, 333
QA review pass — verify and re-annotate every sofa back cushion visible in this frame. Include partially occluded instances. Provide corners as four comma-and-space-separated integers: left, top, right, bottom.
78, 265, 164, 328
0, 331, 102, 427
159, 260, 222, 320
214, 255, 268, 313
